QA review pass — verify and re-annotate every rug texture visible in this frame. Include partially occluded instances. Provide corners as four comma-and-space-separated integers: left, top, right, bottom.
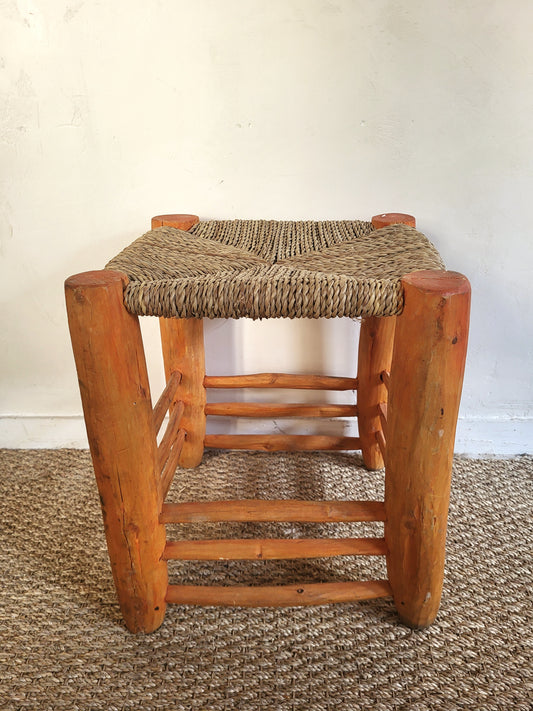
0, 449, 531, 710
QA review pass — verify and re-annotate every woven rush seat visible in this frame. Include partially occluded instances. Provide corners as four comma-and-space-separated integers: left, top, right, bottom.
106, 219, 445, 319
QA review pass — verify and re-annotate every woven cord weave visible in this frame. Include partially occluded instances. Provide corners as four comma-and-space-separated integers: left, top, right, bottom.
106, 220, 445, 319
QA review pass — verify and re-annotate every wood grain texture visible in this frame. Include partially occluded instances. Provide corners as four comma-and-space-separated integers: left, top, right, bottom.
160, 429, 186, 501
160, 499, 386, 523
204, 434, 361, 452
204, 402, 358, 418
163, 537, 387, 560
153, 370, 181, 434
157, 400, 184, 471
160, 318, 206, 468
204, 373, 358, 390
357, 316, 396, 470
385, 269, 470, 628
166, 580, 392, 606
377, 402, 388, 438
375, 429, 387, 463
65, 270, 167, 633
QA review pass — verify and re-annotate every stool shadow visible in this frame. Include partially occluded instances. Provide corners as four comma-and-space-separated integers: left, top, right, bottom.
3, 449, 385, 627
168, 449, 386, 590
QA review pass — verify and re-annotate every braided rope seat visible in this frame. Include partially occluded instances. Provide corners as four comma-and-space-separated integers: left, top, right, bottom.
106, 219, 444, 320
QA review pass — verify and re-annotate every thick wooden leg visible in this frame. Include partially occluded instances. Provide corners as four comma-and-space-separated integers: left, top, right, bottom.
357, 316, 396, 469
385, 270, 470, 628
65, 270, 168, 633
160, 318, 206, 468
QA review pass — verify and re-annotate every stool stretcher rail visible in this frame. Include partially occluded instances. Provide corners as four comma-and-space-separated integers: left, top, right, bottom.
377, 402, 388, 437
163, 537, 387, 560
165, 580, 392, 607
160, 429, 186, 500
375, 430, 387, 462
205, 402, 358, 418
204, 434, 361, 452
158, 400, 185, 471
204, 373, 359, 390
160, 500, 386, 524
153, 370, 182, 433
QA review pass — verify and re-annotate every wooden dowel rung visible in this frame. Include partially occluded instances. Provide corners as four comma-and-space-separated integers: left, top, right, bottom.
160, 429, 186, 500
380, 370, 391, 389
166, 580, 392, 606
375, 429, 387, 463
163, 537, 387, 560
377, 402, 388, 437
204, 373, 359, 391
158, 400, 185, 470
160, 499, 386, 524
204, 402, 358, 418
153, 371, 182, 433
204, 434, 361, 452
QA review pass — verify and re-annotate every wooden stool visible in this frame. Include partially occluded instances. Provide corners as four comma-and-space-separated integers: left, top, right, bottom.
65, 212, 470, 633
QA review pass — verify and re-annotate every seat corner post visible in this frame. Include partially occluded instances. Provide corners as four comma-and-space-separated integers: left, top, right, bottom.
151, 214, 200, 230
65, 269, 168, 633
357, 212, 418, 471
385, 269, 471, 628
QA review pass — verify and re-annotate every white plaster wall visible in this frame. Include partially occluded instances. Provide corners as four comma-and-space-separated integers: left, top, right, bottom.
1, 0, 532, 454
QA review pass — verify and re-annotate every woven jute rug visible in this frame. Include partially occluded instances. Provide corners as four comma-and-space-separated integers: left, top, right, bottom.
1, 449, 531, 710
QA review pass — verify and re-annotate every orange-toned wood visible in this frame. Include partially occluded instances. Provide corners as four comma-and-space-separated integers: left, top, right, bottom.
205, 402, 358, 418
160, 429, 186, 500
153, 370, 182, 434
371, 213, 416, 229
385, 269, 470, 628
160, 499, 386, 523
163, 537, 387, 560
158, 400, 185, 471
151, 214, 200, 231
358, 209, 416, 470
166, 580, 392, 606
204, 434, 361, 451
380, 370, 390, 389
357, 316, 395, 470
204, 373, 359, 390
377, 402, 388, 437
160, 318, 206, 468
65, 270, 167, 633
375, 429, 387, 462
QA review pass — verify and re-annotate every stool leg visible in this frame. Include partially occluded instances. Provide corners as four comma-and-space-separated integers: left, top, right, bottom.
357, 316, 396, 470
385, 270, 470, 628
358, 211, 416, 471
65, 270, 168, 633
160, 318, 206, 468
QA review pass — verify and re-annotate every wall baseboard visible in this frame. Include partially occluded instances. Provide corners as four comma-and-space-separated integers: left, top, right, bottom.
0, 416, 90, 449
453, 417, 533, 457
0, 415, 531, 456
